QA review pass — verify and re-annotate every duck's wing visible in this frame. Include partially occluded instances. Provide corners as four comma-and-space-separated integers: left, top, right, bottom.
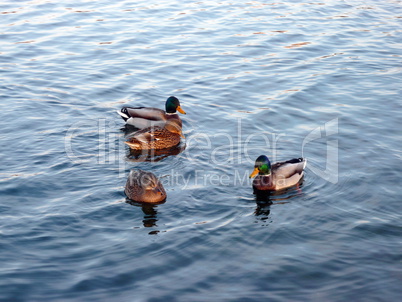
126, 124, 168, 143
272, 158, 307, 178
119, 107, 166, 122
127, 128, 157, 143
126, 169, 144, 191
140, 171, 161, 190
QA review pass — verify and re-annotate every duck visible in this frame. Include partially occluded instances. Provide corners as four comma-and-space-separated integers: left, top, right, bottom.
125, 169, 166, 203
117, 96, 186, 129
125, 120, 184, 150
249, 155, 307, 192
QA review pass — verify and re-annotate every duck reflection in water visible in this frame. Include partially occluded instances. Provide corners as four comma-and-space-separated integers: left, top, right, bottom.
126, 201, 165, 234
254, 200, 272, 223
253, 191, 274, 224
126, 143, 186, 163
253, 179, 305, 224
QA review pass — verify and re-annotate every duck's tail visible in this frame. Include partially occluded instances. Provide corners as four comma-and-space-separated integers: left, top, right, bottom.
117, 108, 129, 121
301, 158, 307, 169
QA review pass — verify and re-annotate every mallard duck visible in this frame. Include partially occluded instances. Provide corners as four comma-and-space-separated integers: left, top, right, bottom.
117, 96, 186, 129
249, 155, 307, 191
125, 120, 184, 150
125, 169, 166, 203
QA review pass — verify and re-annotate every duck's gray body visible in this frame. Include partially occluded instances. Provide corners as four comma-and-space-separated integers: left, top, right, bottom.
118, 107, 182, 129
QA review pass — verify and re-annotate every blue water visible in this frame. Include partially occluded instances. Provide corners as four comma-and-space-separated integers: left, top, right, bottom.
1, 0, 401, 301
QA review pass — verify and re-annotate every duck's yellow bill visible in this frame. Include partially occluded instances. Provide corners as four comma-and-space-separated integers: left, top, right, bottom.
177, 106, 186, 115
249, 167, 259, 178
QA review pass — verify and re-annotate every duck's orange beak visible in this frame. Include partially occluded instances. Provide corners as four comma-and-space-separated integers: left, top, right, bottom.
249, 167, 259, 178
177, 106, 186, 115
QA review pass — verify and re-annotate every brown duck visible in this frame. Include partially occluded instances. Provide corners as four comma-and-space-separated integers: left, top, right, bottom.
125, 169, 166, 203
249, 155, 307, 191
125, 120, 184, 150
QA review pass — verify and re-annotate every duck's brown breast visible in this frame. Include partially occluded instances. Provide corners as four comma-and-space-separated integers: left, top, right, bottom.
253, 175, 275, 191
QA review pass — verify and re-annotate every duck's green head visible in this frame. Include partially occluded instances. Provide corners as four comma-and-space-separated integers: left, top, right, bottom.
166, 96, 186, 115
249, 155, 271, 178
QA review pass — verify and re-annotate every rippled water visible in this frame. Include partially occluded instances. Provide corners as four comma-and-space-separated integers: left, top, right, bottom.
1, 0, 401, 301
